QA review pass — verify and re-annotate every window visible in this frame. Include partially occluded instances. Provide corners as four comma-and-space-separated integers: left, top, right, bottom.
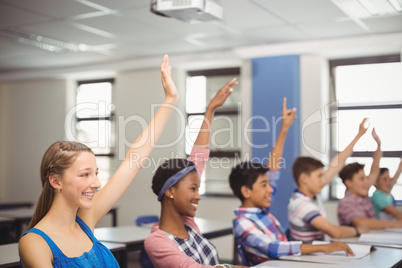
75, 79, 115, 187
186, 68, 241, 195
329, 55, 402, 199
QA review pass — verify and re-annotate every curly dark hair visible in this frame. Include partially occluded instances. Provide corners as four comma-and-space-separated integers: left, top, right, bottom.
152, 158, 196, 197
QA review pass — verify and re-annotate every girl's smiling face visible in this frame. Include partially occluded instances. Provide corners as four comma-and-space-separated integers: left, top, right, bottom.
171, 171, 201, 217
60, 151, 101, 210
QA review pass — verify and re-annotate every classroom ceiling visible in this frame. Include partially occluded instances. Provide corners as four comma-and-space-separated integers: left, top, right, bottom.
0, 0, 402, 77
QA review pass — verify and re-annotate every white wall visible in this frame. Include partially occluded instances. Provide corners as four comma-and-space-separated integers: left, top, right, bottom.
0, 79, 67, 202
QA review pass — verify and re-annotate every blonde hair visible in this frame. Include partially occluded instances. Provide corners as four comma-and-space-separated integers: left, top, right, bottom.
26, 141, 93, 230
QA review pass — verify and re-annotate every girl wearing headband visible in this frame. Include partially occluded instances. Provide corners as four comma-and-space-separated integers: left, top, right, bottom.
19, 55, 178, 267
144, 78, 246, 268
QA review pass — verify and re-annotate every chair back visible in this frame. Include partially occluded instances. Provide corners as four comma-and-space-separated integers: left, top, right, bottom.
237, 243, 249, 266
134, 215, 159, 227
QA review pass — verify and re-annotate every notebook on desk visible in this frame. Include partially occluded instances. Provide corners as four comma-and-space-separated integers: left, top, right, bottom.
278, 241, 373, 264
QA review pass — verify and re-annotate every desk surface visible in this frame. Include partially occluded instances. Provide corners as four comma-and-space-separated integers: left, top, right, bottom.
253, 246, 402, 268
94, 225, 151, 245
331, 230, 402, 249
94, 217, 232, 250
0, 243, 19, 267
0, 208, 35, 220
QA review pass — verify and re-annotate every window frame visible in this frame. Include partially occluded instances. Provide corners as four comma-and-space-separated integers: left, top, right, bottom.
186, 67, 241, 197
328, 54, 402, 200
76, 78, 115, 158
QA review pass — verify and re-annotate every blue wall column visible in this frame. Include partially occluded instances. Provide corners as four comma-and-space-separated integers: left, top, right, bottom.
251, 55, 301, 230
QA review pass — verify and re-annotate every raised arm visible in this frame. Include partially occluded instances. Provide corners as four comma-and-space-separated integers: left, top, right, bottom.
267, 97, 296, 171
391, 158, 402, 187
323, 118, 369, 185
192, 78, 237, 149
368, 128, 382, 187
190, 78, 237, 176
80, 55, 179, 227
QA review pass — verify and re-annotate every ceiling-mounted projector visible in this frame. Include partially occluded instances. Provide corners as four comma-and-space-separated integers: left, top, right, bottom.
150, 0, 223, 23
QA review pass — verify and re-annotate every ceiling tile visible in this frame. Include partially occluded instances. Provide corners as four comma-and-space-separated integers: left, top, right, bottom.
77, 13, 173, 42
362, 14, 402, 34
18, 20, 112, 46
297, 20, 367, 39
121, 6, 225, 36
219, 0, 285, 30
0, 3, 51, 28
252, 0, 348, 23
1, 0, 97, 19
244, 25, 309, 43
85, 0, 149, 10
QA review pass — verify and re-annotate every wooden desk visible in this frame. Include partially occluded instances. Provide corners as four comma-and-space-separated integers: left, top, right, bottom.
0, 243, 19, 268
253, 247, 402, 268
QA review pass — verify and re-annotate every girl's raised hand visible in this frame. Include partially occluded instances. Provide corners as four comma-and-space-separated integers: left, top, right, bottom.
160, 54, 178, 101
208, 78, 238, 110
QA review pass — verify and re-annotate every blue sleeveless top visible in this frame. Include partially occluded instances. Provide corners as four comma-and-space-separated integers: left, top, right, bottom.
22, 216, 119, 268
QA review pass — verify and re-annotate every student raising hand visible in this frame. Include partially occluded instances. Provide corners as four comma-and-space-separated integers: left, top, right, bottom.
208, 78, 238, 110
194, 78, 238, 149
281, 97, 296, 131
160, 54, 178, 101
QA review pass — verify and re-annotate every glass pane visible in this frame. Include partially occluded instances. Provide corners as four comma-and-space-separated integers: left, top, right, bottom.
185, 114, 241, 155
206, 76, 241, 109
186, 74, 241, 114
203, 157, 236, 195
76, 120, 112, 154
186, 76, 206, 114
337, 109, 402, 151
335, 62, 402, 106
209, 114, 240, 151
77, 82, 112, 118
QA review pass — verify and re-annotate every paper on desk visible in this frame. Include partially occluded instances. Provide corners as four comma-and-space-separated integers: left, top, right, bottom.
384, 228, 402, 233
278, 241, 372, 264
359, 232, 402, 244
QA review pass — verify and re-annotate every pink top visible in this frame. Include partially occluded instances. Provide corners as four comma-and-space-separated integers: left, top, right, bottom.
144, 147, 213, 268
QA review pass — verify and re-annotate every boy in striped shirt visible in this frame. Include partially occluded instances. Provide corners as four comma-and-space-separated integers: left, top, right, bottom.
288, 119, 369, 243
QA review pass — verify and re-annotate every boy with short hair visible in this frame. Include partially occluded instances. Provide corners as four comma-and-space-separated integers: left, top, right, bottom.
372, 160, 402, 220
337, 131, 402, 229
287, 119, 369, 243
229, 99, 354, 266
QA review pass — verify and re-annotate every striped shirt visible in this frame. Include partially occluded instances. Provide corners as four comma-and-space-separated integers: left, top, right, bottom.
233, 207, 302, 266
337, 190, 376, 226
288, 190, 325, 243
